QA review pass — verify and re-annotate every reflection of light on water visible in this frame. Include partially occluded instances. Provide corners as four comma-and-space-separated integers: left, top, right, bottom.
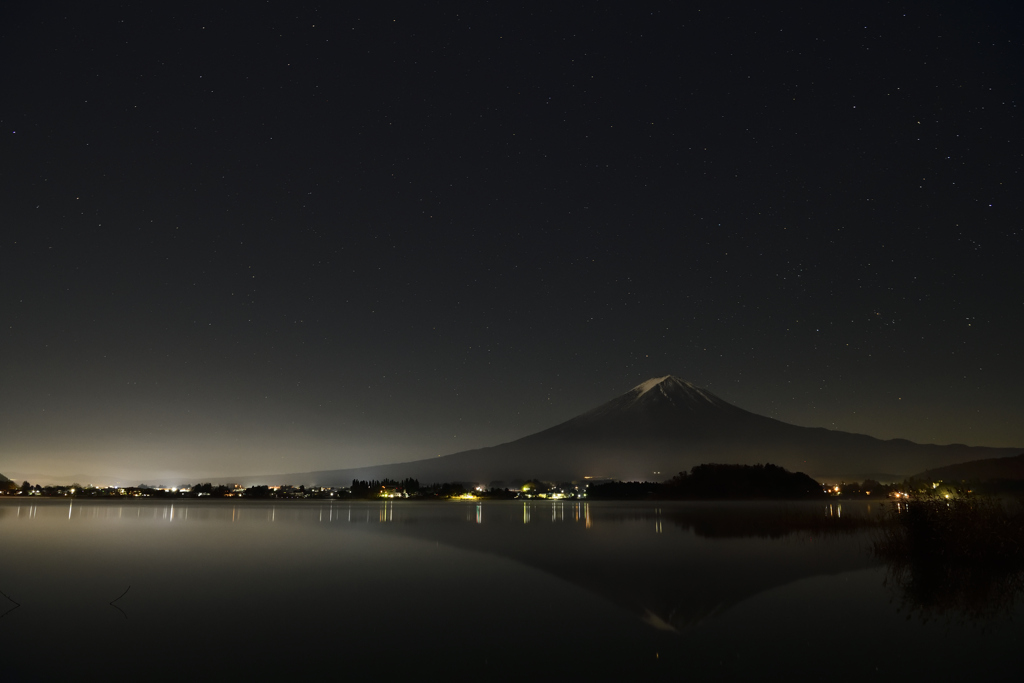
476, 505, 482, 524
585, 503, 591, 529
544, 502, 567, 522
170, 504, 174, 522
655, 508, 662, 534
523, 502, 531, 524
68, 501, 73, 520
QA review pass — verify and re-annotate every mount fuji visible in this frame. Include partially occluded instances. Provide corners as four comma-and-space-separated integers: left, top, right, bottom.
254, 376, 1021, 486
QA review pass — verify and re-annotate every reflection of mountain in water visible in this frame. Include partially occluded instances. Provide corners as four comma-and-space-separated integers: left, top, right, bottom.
2, 498, 880, 632
377, 501, 881, 632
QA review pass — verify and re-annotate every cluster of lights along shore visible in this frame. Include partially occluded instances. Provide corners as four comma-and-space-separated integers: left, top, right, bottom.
3, 479, 966, 501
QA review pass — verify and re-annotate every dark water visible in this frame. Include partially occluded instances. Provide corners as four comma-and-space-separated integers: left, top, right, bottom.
0, 499, 1019, 679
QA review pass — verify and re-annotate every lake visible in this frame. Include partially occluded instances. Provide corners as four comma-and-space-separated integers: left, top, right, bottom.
1, 498, 1019, 679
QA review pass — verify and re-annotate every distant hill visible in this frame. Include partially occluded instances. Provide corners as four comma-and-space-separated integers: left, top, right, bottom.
587, 464, 825, 500
0, 472, 10, 483
669, 463, 825, 499
249, 376, 1022, 486
913, 453, 1024, 482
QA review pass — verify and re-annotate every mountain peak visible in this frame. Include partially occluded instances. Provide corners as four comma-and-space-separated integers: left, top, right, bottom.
629, 376, 725, 409
633, 375, 676, 396
632, 375, 695, 396
569, 376, 740, 427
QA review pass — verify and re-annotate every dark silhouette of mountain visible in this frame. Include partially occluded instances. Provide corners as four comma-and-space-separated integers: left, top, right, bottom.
253, 376, 1022, 486
913, 453, 1024, 482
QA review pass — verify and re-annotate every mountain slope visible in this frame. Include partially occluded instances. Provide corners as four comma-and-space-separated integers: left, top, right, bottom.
913, 453, 1024, 482
249, 376, 1022, 486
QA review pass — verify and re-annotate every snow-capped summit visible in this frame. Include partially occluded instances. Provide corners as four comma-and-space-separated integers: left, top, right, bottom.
575, 375, 742, 423
632, 375, 676, 396
628, 376, 732, 410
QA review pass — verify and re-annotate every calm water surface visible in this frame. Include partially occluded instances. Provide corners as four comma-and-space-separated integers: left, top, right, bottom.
1, 499, 1019, 679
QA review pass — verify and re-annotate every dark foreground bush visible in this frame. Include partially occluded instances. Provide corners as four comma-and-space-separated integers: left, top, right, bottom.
874, 496, 1024, 564
874, 496, 1024, 620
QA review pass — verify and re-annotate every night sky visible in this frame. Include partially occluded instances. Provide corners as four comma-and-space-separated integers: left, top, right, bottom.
2, 1, 1022, 484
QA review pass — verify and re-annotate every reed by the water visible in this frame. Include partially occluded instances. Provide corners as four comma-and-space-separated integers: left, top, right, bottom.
873, 495, 1024, 620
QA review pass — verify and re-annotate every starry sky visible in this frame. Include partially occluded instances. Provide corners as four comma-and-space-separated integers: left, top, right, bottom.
2, 1, 1022, 484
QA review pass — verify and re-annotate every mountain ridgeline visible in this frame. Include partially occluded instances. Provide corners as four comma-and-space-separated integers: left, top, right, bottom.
912, 453, 1024, 483
258, 376, 1022, 486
